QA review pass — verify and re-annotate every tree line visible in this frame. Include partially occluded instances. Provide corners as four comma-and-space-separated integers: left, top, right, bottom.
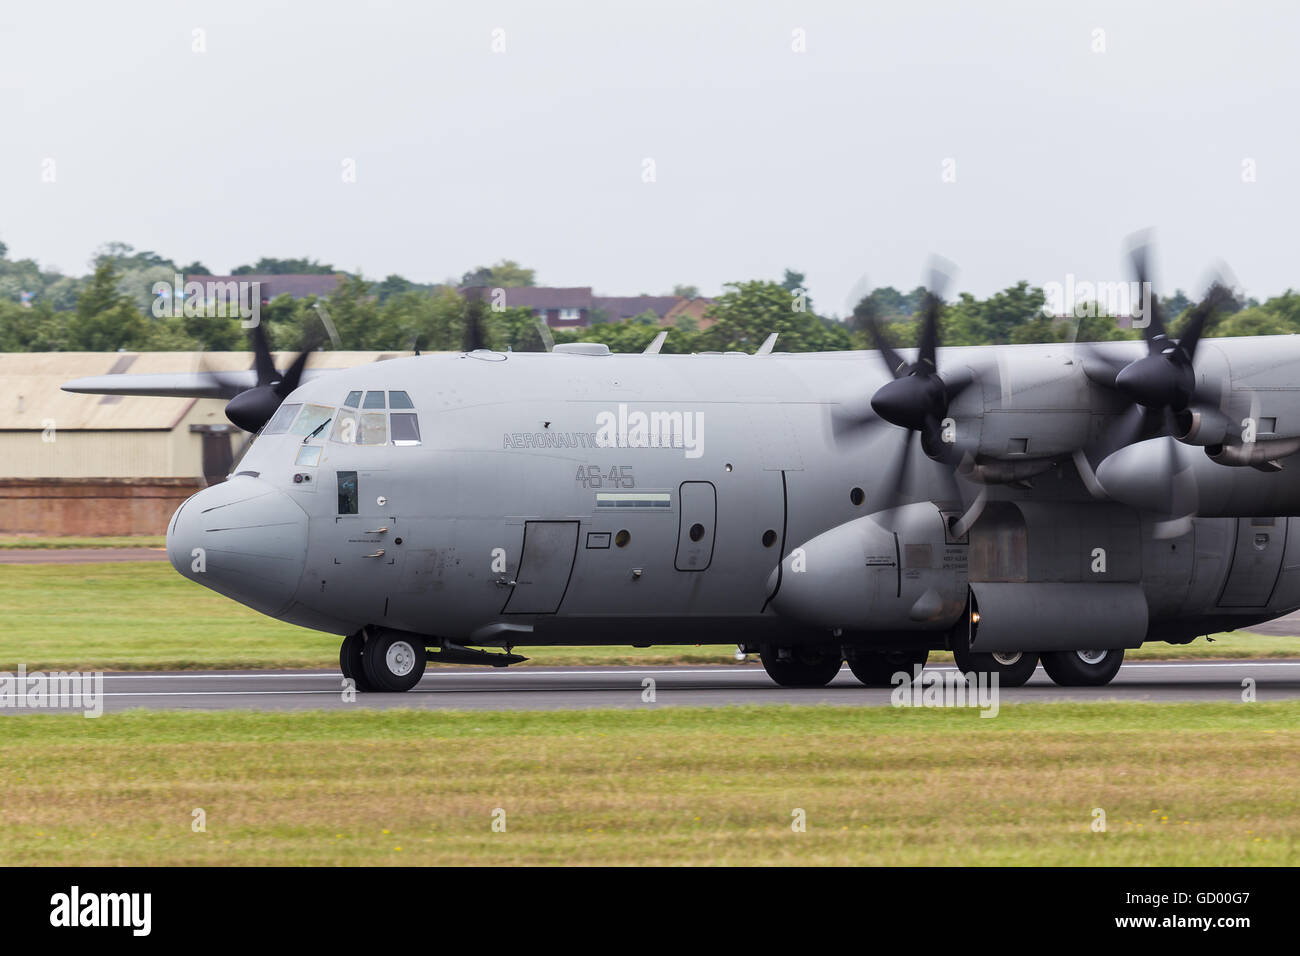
2, 240, 1298, 355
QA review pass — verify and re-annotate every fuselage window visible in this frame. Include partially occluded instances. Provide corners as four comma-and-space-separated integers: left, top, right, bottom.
344, 390, 362, 408
358, 412, 387, 445
391, 413, 421, 445
331, 410, 358, 444
262, 403, 301, 436
363, 390, 386, 409
389, 390, 414, 409
290, 404, 334, 437
337, 471, 359, 514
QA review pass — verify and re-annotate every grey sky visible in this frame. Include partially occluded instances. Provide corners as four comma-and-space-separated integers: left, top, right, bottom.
2, 0, 1298, 315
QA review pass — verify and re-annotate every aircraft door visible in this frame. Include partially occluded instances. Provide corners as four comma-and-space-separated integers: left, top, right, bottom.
315, 469, 405, 623
1218, 517, 1288, 607
675, 481, 717, 571
502, 520, 580, 614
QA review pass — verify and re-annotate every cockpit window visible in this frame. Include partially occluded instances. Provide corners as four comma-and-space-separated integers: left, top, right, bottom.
344, 390, 362, 408
389, 390, 414, 409
262, 403, 301, 436
358, 412, 387, 445
330, 410, 358, 444
363, 390, 386, 409
289, 404, 334, 437
391, 413, 421, 445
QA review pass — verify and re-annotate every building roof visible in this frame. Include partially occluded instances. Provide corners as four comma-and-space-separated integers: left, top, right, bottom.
186, 274, 347, 300
0, 351, 394, 431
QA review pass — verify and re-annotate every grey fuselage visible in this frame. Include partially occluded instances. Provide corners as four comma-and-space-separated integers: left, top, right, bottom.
165, 338, 1300, 655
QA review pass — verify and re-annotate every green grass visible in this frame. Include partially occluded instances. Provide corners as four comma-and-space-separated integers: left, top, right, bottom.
0, 561, 1296, 670
0, 536, 166, 550
0, 702, 1296, 865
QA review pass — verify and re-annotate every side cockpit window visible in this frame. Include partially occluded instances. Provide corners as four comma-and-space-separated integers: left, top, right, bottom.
262, 403, 301, 436
337, 471, 358, 514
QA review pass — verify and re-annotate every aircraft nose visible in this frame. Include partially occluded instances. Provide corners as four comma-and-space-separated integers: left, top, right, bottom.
167, 477, 308, 618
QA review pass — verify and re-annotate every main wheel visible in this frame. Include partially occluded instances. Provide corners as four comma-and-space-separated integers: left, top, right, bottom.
1040, 648, 1125, 687
339, 630, 376, 692
759, 645, 842, 688
951, 644, 1039, 688
845, 648, 928, 687
361, 630, 427, 692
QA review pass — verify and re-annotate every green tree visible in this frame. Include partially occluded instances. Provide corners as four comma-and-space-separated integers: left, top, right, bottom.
232, 257, 335, 275
65, 262, 149, 350
701, 280, 850, 352
461, 259, 536, 288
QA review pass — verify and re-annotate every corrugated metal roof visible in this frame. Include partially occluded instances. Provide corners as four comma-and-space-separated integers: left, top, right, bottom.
0, 351, 399, 431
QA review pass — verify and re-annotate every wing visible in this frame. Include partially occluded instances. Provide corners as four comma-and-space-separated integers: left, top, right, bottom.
61, 367, 335, 400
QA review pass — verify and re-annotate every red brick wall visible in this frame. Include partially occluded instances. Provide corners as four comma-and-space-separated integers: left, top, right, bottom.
0, 478, 204, 537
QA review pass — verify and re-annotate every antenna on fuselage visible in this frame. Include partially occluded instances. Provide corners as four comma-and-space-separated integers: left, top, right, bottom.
643, 331, 668, 355
755, 332, 779, 355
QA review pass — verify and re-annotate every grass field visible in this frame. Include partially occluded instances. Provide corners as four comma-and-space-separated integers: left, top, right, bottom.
0, 702, 1295, 865
1, 561, 1297, 670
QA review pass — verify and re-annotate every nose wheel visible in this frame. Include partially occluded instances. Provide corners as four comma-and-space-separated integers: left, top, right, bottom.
361, 629, 427, 692
339, 631, 375, 692
340, 629, 428, 693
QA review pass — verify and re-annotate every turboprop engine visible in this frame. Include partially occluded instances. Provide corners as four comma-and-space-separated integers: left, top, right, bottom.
766, 502, 968, 632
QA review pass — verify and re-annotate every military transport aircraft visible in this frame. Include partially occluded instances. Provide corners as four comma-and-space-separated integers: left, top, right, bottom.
63, 252, 1300, 692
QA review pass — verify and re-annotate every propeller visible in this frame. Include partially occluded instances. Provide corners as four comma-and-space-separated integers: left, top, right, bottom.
1081, 238, 1236, 441
835, 260, 975, 516
859, 262, 973, 463
1111, 250, 1233, 412
219, 321, 327, 433
461, 289, 492, 351
1078, 236, 1235, 531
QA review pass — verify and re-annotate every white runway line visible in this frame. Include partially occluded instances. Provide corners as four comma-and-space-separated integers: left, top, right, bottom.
92, 660, 1300, 681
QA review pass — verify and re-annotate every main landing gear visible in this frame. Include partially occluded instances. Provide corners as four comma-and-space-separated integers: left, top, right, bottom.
758, 645, 843, 687
340, 628, 426, 693
950, 644, 1040, 688
1039, 648, 1125, 686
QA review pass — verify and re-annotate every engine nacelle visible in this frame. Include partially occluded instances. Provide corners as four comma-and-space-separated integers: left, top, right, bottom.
767, 502, 967, 631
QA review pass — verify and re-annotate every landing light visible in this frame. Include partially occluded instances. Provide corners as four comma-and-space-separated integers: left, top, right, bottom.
970, 611, 981, 624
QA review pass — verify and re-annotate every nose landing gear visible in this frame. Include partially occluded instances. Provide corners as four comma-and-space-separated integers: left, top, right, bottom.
339, 628, 427, 693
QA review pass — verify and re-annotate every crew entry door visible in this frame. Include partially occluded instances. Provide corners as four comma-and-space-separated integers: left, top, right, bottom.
502, 521, 579, 614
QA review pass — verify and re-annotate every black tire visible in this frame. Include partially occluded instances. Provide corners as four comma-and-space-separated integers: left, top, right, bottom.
361, 630, 427, 692
759, 645, 843, 688
845, 648, 929, 687
339, 631, 377, 692
951, 644, 1039, 688
1040, 648, 1125, 687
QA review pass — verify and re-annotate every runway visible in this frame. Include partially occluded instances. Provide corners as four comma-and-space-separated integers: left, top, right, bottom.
9, 660, 1299, 713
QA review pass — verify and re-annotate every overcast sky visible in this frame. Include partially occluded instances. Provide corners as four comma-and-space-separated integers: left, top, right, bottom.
2, 0, 1298, 314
